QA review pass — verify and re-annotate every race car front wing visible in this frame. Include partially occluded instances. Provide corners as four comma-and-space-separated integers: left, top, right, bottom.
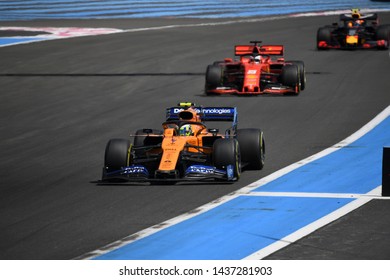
318, 39, 388, 49
208, 84, 297, 95
100, 164, 236, 183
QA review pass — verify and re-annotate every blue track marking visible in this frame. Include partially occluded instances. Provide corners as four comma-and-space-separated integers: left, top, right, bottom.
94, 196, 353, 260
89, 111, 390, 260
0, 27, 122, 47
254, 117, 390, 194
0, 37, 47, 46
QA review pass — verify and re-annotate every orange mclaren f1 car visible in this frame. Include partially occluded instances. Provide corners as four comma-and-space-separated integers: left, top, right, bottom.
205, 40, 306, 95
317, 9, 390, 50
101, 102, 265, 183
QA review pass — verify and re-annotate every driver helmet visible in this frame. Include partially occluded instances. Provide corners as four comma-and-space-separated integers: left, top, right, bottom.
179, 124, 193, 136
351, 8, 361, 19
251, 55, 261, 63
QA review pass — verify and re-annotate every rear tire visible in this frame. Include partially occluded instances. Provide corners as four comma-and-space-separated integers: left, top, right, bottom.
237, 129, 265, 170
213, 138, 241, 180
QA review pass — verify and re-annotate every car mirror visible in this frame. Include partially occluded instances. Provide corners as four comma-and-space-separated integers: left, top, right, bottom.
208, 128, 219, 135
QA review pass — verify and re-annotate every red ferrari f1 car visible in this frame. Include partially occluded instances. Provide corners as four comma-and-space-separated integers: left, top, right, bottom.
317, 9, 390, 50
101, 102, 265, 184
205, 40, 306, 95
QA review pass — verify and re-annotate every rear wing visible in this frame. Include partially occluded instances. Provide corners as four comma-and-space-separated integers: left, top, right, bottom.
340, 13, 378, 21
235, 45, 284, 56
166, 107, 237, 123
259, 45, 284, 56
235, 45, 257, 56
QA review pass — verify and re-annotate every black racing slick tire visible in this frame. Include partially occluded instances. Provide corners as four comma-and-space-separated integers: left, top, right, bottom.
213, 61, 225, 66
205, 64, 223, 94
317, 27, 332, 50
236, 129, 265, 170
213, 138, 241, 180
286, 60, 306, 91
376, 26, 390, 50
281, 64, 299, 93
104, 138, 131, 171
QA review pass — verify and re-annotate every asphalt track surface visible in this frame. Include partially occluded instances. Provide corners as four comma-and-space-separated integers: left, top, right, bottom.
1, 13, 390, 260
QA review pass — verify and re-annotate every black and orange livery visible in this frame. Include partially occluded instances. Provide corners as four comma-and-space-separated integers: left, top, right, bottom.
101, 103, 265, 184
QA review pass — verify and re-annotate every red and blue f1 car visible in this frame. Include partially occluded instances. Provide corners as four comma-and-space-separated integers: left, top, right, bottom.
317, 9, 390, 50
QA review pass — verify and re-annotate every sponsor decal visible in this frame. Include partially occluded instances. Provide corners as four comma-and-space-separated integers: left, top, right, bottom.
173, 108, 196, 114
247, 70, 257, 74
226, 164, 234, 180
186, 165, 215, 174
172, 107, 234, 115
202, 108, 233, 114
123, 165, 149, 175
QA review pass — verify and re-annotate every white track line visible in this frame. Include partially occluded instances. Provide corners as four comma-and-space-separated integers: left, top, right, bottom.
240, 105, 390, 193
120, 9, 390, 33
244, 186, 382, 259
242, 188, 390, 199
3, 9, 389, 48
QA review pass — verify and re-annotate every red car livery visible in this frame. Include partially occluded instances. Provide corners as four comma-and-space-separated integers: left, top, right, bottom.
205, 41, 306, 95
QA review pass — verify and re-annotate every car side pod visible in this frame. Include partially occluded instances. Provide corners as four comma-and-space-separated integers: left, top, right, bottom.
382, 147, 390, 197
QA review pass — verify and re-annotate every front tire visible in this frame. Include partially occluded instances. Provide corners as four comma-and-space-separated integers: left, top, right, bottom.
237, 129, 265, 170
213, 138, 241, 180
317, 27, 332, 50
376, 26, 390, 50
103, 139, 131, 180
205, 64, 223, 94
281, 64, 299, 94
286, 60, 306, 91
